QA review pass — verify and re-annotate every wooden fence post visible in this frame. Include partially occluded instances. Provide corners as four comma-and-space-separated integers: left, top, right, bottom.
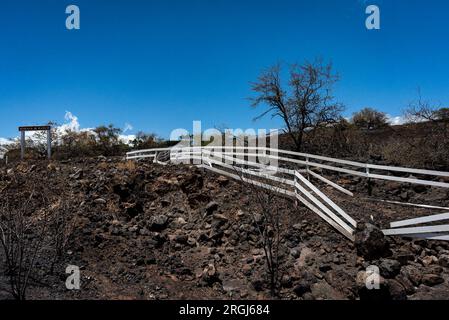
366, 165, 373, 196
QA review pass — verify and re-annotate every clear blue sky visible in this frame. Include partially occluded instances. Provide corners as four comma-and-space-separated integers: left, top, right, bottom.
1, 0, 449, 139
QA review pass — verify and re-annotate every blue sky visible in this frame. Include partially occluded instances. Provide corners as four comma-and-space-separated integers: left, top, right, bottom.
1, 0, 449, 140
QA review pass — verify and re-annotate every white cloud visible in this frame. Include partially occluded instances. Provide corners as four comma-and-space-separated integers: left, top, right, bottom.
0, 137, 14, 145
0, 138, 15, 159
123, 122, 133, 133
120, 122, 135, 145
119, 134, 136, 145
54, 112, 136, 144
58, 111, 81, 134
386, 114, 406, 126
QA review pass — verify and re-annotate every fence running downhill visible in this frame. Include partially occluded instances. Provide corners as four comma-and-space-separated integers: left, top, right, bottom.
126, 146, 449, 242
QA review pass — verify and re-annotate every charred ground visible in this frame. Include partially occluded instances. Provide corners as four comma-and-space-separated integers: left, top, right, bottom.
1, 157, 449, 300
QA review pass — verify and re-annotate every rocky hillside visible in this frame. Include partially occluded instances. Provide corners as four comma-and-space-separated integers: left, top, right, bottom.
1, 158, 449, 300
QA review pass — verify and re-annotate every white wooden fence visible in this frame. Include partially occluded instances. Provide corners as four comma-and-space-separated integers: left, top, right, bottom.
382, 212, 449, 240
126, 146, 449, 242
127, 146, 449, 188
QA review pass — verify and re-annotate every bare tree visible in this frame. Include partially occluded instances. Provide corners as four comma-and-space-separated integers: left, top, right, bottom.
250, 58, 344, 152
229, 165, 285, 297
250, 188, 283, 297
405, 89, 449, 125
0, 192, 51, 300
400, 90, 449, 169
48, 200, 74, 274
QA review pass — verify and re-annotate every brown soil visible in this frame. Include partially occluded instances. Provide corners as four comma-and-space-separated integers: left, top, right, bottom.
1, 158, 449, 300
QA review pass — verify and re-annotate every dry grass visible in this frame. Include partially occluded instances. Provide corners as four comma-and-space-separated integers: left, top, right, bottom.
116, 161, 137, 172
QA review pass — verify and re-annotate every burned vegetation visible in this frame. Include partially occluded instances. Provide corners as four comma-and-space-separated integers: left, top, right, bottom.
1, 157, 449, 300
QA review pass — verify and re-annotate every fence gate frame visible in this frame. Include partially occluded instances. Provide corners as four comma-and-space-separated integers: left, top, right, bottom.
18, 125, 52, 160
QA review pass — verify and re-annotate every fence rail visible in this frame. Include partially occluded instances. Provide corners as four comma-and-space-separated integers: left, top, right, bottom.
127, 146, 449, 188
126, 146, 449, 242
152, 148, 357, 240
382, 211, 449, 240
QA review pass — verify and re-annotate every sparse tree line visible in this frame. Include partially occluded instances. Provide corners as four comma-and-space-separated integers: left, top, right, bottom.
1, 125, 175, 162
250, 58, 449, 169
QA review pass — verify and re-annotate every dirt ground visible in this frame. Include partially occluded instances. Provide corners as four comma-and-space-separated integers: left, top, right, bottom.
1, 157, 449, 300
